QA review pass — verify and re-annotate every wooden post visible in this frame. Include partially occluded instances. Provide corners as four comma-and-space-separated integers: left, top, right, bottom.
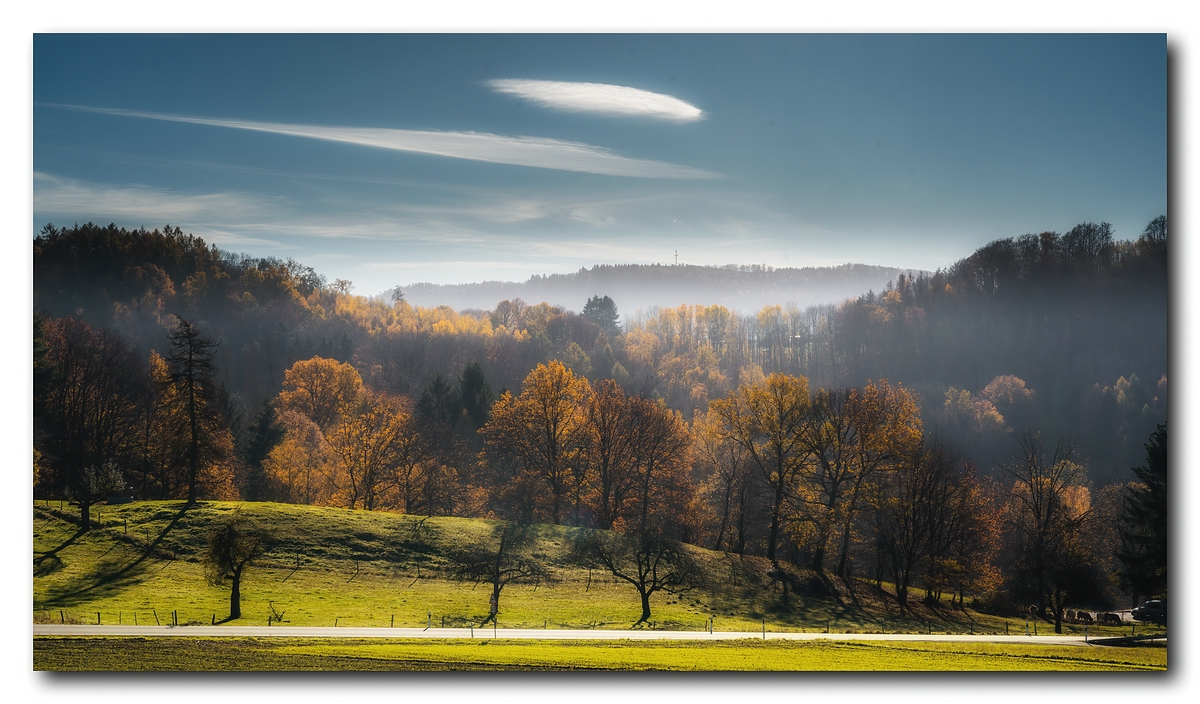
762, 619, 765, 640
60, 610, 64, 624
97, 612, 101, 625
153, 609, 160, 625
134, 612, 137, 626
391, 614, 395, 628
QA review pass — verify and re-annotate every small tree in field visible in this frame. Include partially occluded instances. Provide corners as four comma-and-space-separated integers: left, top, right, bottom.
204, 513, 270, 620
448, 522, 551, 626
573, 527, 700, 627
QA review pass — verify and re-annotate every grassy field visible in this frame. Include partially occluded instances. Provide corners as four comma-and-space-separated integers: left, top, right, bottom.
33, 636, 1167, 671
33, 500, 1161, 639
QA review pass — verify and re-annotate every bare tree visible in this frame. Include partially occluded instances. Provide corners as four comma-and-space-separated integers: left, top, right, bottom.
573, 527, 700, 627
448, 522, 551, 626
204, 512, 271, 620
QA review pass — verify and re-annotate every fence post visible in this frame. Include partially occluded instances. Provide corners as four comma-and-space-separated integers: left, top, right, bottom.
97, 612, 100, 625
471, 626, 474, 639
762, 619, 766, 640
427, 611, 431, 630
211, 614, 215, 626
153, 609, 160, 625
134, 612, 137, 626
60, 610, 64, 624
1085, 626, 1088, 643
391, 614, 394, 628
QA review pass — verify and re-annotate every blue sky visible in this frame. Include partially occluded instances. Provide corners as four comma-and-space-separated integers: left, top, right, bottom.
33, 34, 1166, 295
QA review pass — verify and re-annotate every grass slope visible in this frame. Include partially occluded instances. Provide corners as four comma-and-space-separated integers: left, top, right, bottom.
34, 500, 1156, 638
33, 637, 1167, 671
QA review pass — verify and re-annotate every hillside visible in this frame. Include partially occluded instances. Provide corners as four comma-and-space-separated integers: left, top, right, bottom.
37, 500, 1044, 635
395, 263, 914, 315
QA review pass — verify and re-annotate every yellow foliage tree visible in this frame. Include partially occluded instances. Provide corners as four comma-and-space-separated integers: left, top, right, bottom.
709, 373, 811, 563
481, 360, 590, 524
278, 356, 363, 430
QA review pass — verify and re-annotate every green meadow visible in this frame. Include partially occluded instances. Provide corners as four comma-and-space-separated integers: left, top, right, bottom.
34, 500, 1163, 635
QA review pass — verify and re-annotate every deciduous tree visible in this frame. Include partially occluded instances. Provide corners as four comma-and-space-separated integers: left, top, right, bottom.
573, 527, 700, 627
709, 373, 811, 564
481, 361, 590, 524
204, 512, 271, 620
278, 356, 363, 431
448, 522, 551, 626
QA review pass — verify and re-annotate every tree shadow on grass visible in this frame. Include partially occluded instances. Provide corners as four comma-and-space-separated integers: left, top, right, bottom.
37, 503, 192, 608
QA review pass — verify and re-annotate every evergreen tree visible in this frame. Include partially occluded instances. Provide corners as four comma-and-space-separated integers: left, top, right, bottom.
459, 361, 495, 427
239, 400, 287, 500
1116, 423, 1167, 605
582, 295, 621, 337
416, 374, 462, 425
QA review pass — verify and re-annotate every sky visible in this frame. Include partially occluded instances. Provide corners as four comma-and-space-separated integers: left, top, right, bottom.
33, 34, 1166, 296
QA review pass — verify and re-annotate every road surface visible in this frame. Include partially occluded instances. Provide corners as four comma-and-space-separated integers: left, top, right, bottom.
33, 624, 1096, 646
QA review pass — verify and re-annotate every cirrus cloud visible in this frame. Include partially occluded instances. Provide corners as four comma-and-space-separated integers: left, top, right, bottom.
45, 104, 716, 179
487, 79, 705, 122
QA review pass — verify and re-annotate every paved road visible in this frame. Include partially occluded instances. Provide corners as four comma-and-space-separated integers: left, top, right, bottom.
32, 624, 1094, 646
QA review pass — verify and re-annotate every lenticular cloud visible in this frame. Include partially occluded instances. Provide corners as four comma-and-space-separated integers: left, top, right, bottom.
487, 79, 705, 122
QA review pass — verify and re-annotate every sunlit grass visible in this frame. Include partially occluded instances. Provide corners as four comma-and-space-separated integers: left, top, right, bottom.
33, 636, 1167, 671
33, 500, 1161, 638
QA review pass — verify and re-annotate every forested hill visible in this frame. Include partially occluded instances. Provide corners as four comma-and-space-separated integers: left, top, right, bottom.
395, 263, 913, 314
34, 217, 1167, 484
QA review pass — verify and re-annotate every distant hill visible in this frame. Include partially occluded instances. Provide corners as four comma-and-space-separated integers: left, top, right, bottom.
393, 263, 918, 316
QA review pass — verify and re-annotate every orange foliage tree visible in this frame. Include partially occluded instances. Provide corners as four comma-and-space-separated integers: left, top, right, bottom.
481, 360, 591, 524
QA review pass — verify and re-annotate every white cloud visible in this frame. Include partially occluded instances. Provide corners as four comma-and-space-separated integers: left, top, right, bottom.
487, 79, 705, 122
55, 105, 716, 179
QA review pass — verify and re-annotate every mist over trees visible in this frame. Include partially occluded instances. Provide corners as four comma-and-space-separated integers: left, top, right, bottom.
393, 262, 914, 315
33, 216, 1167, 619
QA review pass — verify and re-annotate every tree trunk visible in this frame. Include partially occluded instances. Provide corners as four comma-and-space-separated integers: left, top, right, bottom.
809, 542, 826, 573
835, 521, 852, 577
230, 570, 242, 620
80, 500, 91, 531
635, 589, 651, 627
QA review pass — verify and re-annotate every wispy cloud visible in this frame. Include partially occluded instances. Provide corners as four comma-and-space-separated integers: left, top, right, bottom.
487, 79, 705, 123
49, 104, 716, 179
33, 172, 285, 247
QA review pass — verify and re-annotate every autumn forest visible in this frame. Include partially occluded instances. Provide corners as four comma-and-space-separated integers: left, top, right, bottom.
33, 216, 1168, 624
